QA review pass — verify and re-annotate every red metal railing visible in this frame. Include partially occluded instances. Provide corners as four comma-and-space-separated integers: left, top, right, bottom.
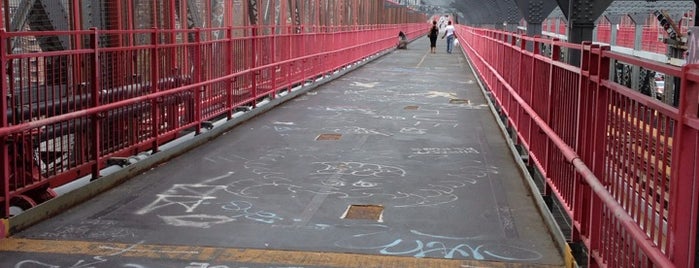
0, 23, 427, 218
459, 26, 699, 267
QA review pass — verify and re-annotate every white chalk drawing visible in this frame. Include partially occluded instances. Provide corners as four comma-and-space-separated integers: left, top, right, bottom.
221, 200, 284, 223
273, 126, 308, 132
36, 220, 136, 240
223, 156, 496, 208
399, 127, 426, 134
313, 162, 406, 177
14, 260, 233, 268
446, 165, 499, 185
269, 121, 308, 133
135, 173, 232, 215
351, 81, 379, 88
410, 147, 480, 156
323, 126, 391, 136
185, 263, 230, 268
412, 108, 457, 123
334, 225, 542, 261
15, 260, 60, 268
159, 214, 235, 228
271, 223, 331, 231
135, 168, 288, 228
307, 106, 376, 115
136, 149, 500, 228
15, 241, 154, 268
123, 264, 147, 268
372, 115, 407, 120
425, 91, 458, 99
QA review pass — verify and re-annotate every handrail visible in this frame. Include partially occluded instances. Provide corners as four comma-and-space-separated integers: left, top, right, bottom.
457, 25, 698, 267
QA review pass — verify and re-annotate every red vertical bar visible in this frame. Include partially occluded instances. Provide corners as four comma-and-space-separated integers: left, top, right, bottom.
271, 25, 277, 98
71, 0, 83, 96
193, 28, 202, 134
150, 29, 160, 152
2, 0, 7, 30
574, 43, 590, 244
589, 46, 611, 268
668, 65, 699, 268
591, 45, 611, 181
226, 27, 233, 119
168, 0, 177, 69
0, 28, 9, 218
90, 28, 102, 180
527, 38, 539, 163
251, 26, 258, 108
546, 39, 561, 194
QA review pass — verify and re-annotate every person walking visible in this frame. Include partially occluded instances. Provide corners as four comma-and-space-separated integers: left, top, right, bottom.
428, 21, 439, 53
441, 21, 455, 54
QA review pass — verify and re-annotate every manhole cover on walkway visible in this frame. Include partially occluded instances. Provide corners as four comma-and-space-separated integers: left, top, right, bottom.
342, 205, 384, 221
316, 133, 342, 141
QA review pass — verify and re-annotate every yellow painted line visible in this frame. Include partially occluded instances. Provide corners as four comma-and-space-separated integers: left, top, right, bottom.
416, 51, 429, 68
564, 244, 576, 268
0, 238, 562, 268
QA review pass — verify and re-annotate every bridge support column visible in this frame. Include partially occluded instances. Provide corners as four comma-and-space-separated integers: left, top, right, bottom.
513, 0, 557, 51
558, 0, 613, 66
566, 22, 594, 66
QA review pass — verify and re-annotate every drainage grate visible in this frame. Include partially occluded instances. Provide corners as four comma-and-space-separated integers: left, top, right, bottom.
449, 98, 470, 104
342, 204, 384, 221
404, 105, 419, 110
316, 133, 342, 141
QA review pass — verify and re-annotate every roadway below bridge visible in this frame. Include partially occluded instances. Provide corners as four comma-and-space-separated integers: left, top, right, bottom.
0, 37, 567, 268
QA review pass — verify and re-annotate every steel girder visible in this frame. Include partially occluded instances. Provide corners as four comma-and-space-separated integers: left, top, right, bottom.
248, 0, 259, 25
453, 0, 522, 27
605, 0, 694, 14
10, 0, 70, 52
601, 1, 695, 30
514, 0, 559, 36
556, 0, 614, 45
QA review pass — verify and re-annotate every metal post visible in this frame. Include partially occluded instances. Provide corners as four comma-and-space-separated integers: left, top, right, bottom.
546, 38, 561, 213
668, 64, 699, 268
150, 28, 160, 152
193, 28, 202, 134
251, 26, 258, 108
271, 25, 277, 98
226, 27, 234, 119
609, 23, 618, 47
1, 28, 9, 218
90, 28, 101, 180
672, 24, 699, 268
567, 23, 595, 66
589, 44, 611, 267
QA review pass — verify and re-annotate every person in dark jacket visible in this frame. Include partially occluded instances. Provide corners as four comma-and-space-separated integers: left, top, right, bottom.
428, 21, 439, 53
397, 31, 408, 49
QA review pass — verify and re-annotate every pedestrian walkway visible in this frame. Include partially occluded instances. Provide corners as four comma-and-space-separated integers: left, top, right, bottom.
0, 37, 567, 268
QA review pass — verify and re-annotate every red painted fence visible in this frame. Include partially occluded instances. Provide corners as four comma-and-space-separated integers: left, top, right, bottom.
458, 26, 699, 267
0, 23, 427, 218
